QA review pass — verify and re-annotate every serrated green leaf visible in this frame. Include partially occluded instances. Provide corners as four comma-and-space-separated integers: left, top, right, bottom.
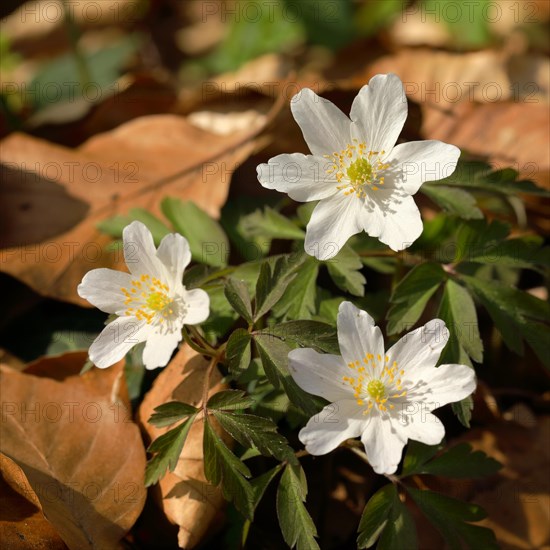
148, 401, 198, 428
161, 197, 229, 267
253, 334, 324, 417
326, 245, 366, 297
224, 278, 254, 322
421, 184, 483, 220
401, 441, 442, 478
377, 488, 417, 550
241, 206, 305, 240
226, 329, 252, 377
259, 320, 339, 354
212, 410, 296, 463
357, 484, 396, 548
251, 464, 284, 508
387, 263, 446, 335
432, 161, 550, 197
207, 390, 255, 411
202, 283, 239, 342
203, 419, 255, 519
461, 275, 550, 368
406, 487, 498, 550
439, 279, 483, 363
276, 464, 320, 550
272, 256, 319, 320
254, 255, 303, 321
416, 443, 502, 479
145, 413, 198, 486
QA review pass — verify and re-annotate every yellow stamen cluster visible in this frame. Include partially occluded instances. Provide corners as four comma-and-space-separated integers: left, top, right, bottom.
121, 274, 173, 324
324, 140, 390, 198
342, 353, 407, 415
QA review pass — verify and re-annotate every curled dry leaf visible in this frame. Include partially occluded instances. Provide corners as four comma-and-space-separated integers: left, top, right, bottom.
0, 105, 278, 305
0, 352, 146, 550
137, 345, 228, 549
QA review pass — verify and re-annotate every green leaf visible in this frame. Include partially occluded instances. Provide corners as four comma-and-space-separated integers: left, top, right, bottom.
387, 263, 446, 335
326, 245, 366, 297
212, 410, 296, 464
357, 484, 396, 548
406, 487, 498, 550
97, 208, 171, 245
400, 441, 442, 478
377, 489, 417, 550
272, 256, 319, 320
438, 279, 483, 363
254, 255, 303, 321
148, 401, 198, 428
431, 161, 550, 197
461, 275, 550, 368
253, 334, 323, 417
203, 419, 254, 519
276, 464, 320, 550
251, 464, 284, 508
207, 390, 255, 411
422, 184, 483, 220
415, 443, 502, 479
259, 320, 339, 354
224, 278, 254, 322
226, 329, 252, 377
201, 283, 239, 342
241, 206, 305, 240
145, 413, 198, 486
161, 197, 229, 267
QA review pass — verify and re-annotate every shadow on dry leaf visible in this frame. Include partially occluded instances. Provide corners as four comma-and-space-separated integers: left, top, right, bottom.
0, 352, 146, 550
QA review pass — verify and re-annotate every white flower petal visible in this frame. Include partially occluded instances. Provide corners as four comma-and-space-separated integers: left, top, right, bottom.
408, 363, 476, 410
89, 316, 151, 369
156, 233, 191, 287
387, 319, 449, 376
364, 194, 423, 252
361, 412, 407, 474
77, 268, 131, 314
123, 221, 164, 278
288, 348, 353, 402
299, 400, 366, 455
142, 330, 181, 370
304, 194, 364, 260
386, 140, 461, 194
182, 288, 210, 325
350, 74, 407, 155
398, 409, 445, 446
257, 153, 338, 202
337, 301, 384, 366
291, 88, 352, 156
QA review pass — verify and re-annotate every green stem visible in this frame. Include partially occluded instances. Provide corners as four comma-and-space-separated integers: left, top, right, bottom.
181, 326, 215, 357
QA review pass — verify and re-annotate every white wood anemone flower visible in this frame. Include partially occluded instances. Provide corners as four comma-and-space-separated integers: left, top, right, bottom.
288, 302, 476, 474
257, 73, 461, 260
78, 221, 209, 370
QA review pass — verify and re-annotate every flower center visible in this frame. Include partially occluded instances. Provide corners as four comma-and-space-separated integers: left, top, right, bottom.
367, 379, 386, 400
342, 353, 407, 415
324, 140, 390, 198
120, 274, 176, 324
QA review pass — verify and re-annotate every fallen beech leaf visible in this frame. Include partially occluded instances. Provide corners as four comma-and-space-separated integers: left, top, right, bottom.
0, 352, 146, 550
0, 464, 67, 550
138, 345, 227, 549
0, 107, 277, 305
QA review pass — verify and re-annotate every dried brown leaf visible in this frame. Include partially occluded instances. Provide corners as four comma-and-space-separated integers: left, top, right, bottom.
0, 109, 275, 305
137, 345, 228, 549
0, 352, 146, 550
